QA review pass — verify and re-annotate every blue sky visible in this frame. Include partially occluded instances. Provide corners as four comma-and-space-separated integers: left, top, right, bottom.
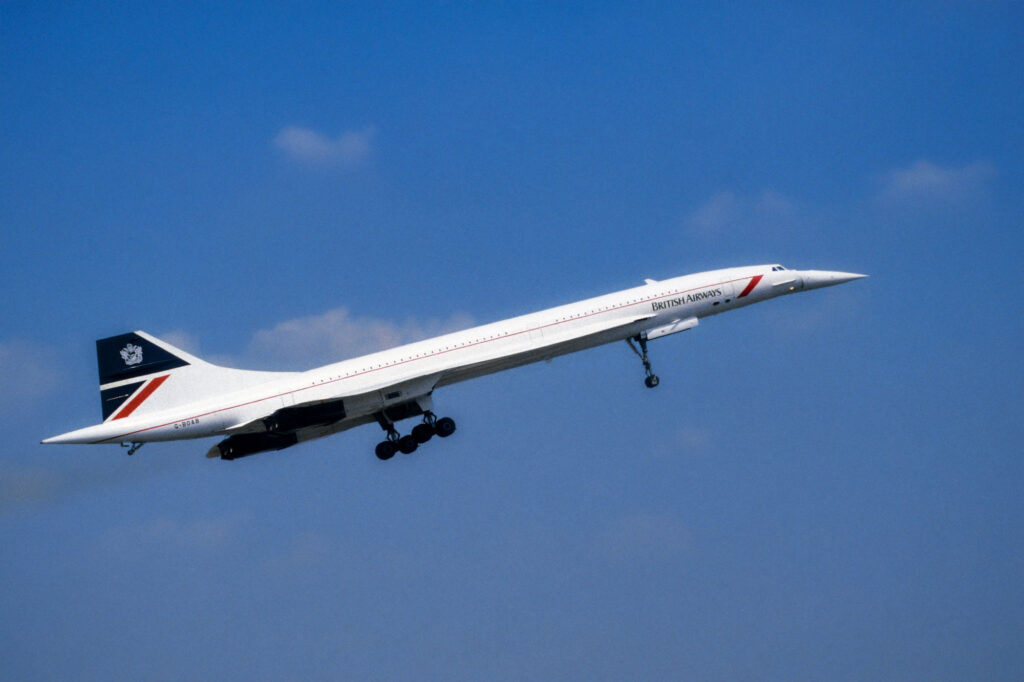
2, 2, 1022, 679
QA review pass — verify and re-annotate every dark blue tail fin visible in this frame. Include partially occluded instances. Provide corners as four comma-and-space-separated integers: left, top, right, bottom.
96, 332, 190, 386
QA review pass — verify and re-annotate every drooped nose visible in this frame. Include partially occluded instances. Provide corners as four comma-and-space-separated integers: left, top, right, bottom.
799, 270, 869, 290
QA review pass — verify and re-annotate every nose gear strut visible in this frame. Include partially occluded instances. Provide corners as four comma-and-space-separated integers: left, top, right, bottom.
626, 335, 660, 388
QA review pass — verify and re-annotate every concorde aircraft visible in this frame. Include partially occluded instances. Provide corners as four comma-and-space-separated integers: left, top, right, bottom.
43, 265, 865, 461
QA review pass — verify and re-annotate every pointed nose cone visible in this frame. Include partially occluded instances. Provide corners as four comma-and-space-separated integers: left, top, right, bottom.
801, 270, 868, 290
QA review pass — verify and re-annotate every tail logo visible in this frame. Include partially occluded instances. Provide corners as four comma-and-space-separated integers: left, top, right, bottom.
120, 343, 143, 366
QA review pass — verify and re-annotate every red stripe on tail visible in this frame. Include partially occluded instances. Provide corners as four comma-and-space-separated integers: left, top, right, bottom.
113, 374, 169, 420
737, 275, 763, 298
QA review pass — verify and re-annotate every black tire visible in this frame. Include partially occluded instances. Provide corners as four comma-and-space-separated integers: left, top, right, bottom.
398, 435, 418, 454
412, 423, 434, 444
645, 374, 660, 388
375, 441, 397, 460
435, 417, 456, 438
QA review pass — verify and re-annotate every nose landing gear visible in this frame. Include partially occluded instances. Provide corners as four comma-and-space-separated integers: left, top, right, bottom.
627, 334, 660, 388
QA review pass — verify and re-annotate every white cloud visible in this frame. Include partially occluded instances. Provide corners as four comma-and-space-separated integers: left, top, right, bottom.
243, 307, 475, 370
685, 189, 798, 236
686, 190, 741, 235
142, 309, 476, 371
158, 329, 201, 355
880, 159, 995, 204
273, 125, 375, 166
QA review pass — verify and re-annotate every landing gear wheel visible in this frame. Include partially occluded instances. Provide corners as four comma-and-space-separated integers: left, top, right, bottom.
412, 423, 435, 444
644, 374, 660, 388
375, 441, 397, 460
435, 417, 456, 438
398, 435, 418, 454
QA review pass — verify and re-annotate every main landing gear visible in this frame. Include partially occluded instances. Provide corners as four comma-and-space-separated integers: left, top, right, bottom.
374, 411, 457, 461
626, 334, 660, 388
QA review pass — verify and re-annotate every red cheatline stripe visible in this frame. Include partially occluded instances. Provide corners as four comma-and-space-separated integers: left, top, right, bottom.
737, 274, 763, 298
99, 273, 758, 442
113, 374, 169, 420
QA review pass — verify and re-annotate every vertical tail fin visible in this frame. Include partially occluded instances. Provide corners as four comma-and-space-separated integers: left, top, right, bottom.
96, 331, 289, 422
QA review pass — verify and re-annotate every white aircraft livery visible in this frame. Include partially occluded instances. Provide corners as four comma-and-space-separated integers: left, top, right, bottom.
43, 265, 866, 461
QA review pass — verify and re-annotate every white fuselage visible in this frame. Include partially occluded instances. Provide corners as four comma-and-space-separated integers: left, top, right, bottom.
45, 265, 863, 448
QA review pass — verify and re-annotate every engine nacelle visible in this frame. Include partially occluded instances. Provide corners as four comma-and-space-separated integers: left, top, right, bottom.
215, 432, 298, 460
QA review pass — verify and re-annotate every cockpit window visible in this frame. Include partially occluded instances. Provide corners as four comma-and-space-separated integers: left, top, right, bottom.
771, 265, 787, 271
